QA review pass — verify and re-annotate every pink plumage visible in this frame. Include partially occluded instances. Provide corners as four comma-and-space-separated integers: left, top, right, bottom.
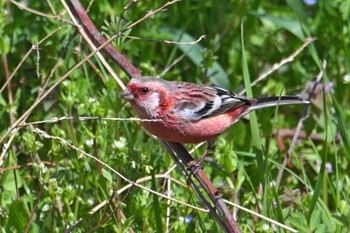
121, 77, 309, 144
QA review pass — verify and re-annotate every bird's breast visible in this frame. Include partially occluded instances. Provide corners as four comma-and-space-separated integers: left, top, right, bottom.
139, 113, 234, 144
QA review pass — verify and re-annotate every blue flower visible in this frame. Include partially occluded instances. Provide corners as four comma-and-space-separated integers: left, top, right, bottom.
304, 0, 317, 5
178, 215, 193, 224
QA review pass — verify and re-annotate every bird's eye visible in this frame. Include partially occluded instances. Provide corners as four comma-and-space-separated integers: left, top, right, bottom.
140, 87, 149, 95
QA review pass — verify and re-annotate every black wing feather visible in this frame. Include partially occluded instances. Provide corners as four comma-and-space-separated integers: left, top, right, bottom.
195, 86, 253, 119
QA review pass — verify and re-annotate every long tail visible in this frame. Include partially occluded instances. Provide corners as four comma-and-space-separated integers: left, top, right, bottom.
248, 96, 309, 111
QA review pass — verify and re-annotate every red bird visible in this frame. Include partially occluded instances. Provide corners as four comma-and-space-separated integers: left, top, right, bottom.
121, 77, 309, 144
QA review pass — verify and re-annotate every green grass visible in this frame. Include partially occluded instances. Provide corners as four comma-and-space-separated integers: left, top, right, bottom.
1, 0, 349, 232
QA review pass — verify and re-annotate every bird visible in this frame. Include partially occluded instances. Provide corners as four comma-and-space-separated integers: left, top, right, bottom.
121, 77, 309, 144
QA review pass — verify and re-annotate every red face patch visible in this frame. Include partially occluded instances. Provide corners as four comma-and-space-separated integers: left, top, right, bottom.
127, 82, 151, 100
127, 83, 138, 94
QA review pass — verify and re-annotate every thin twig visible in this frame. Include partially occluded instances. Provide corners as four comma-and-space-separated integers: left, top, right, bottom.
2, 55, 15, 124
165, 176, 172, 233
158, 52, 188, 78
46, 0, 57, 15
125, 34, 206, 45
123, 0, 182, 32
11, 0, 71, 24
63, 219, 83, 233
0, 131, 17, 166
224, 199, 297, 232
24, 183, 45, 233
34, 43, 41, 79
17, 116, 161, 127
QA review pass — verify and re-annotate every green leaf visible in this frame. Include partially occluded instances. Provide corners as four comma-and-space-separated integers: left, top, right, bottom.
310, 209, 322, 231
8, 199, 31, 232
235, 165, 246, 190
287, 212, 309, 232
286, 0, 311, 37
253, 13, 305, 40
0, 94, 6, 106
1, 169, 18, 206
315, 224, 328, 233
337, 0, 350, 20
241, 21, 261, 150
102, 168, 113, 182
151, 172, 163, 233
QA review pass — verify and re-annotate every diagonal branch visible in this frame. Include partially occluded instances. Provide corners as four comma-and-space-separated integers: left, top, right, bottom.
66, 0, 142, 79
164, 141, 241, 233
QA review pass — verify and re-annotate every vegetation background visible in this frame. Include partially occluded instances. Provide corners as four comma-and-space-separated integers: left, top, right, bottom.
0, 0, 349, 232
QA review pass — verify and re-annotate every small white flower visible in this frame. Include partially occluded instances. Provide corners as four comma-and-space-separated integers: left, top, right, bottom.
343, 74, 350, 83
87, 198, 94, 205
85, 139, 94, 146
263, 223, 270, 230
113, 137, 126, 149
39, 163, 47, 173
88, 97, 96, 103
50, 178, 57, 183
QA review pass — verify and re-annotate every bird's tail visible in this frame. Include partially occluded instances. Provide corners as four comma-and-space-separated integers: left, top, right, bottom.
248, 96, 309, 111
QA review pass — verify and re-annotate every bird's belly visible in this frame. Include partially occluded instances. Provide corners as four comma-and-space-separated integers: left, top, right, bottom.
141, 114, 234, 144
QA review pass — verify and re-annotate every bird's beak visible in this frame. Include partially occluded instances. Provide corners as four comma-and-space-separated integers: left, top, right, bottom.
121, 89, 135, 100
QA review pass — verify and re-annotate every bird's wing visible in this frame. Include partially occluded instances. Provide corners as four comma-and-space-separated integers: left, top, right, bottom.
173, 84, 252, 121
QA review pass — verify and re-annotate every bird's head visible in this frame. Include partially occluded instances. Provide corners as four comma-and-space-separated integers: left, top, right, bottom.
121, 77, 172, 118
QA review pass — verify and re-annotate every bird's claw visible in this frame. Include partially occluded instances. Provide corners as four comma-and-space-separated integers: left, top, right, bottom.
187, 161, 203, 176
